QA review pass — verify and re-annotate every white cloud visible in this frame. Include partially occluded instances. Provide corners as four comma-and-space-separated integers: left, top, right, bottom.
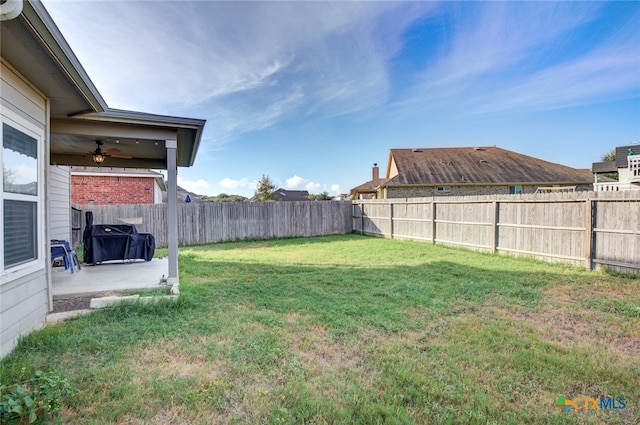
220, 177, 251, 190
395, 2, 640, 116
177, 176, 209, 194
42, 1, 433, 148
305, 182, 323, 192
285, 175, 306, 189
284, 175, 341, 194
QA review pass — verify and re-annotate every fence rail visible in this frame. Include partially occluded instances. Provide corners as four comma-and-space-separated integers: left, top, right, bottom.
353, 191, 640, 274
78, 201, 353, 247
73, 191, 639, 274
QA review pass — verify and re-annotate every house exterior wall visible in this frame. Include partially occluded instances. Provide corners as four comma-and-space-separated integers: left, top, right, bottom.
48, 166, 71, 241
154, 181, 163, 204
0, 60, 50, 358
72, 175, 156, 205
384, 184, 592, 198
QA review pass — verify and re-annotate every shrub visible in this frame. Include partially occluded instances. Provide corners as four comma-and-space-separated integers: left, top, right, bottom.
0, 370, 71, 424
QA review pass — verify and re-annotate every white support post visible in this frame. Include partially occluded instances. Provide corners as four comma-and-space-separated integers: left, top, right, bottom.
166, 139, 179, 286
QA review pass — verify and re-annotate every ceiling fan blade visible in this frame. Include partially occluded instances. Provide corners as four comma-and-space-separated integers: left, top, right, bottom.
110, 153, 133, 159
102, 148, 121, 154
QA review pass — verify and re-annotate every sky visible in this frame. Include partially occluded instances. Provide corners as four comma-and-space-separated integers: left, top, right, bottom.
42, 1, 640, 198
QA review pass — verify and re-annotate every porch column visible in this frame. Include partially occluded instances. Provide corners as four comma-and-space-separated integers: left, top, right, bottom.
166, 139, 179, 285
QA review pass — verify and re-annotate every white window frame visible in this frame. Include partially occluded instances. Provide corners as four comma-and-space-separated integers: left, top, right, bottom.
437, 186, 451, 193
509, 185, 523, 195
1, 108, 45, 284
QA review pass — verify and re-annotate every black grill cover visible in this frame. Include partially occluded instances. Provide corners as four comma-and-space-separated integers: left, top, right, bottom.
83, 212, 155, 264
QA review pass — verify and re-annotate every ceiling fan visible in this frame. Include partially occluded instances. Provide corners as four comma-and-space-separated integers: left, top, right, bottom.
89, 140, 132, 164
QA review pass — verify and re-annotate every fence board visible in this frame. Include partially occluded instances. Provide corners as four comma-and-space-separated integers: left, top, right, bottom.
80, 201, 353, 247
354, 192, 640, 274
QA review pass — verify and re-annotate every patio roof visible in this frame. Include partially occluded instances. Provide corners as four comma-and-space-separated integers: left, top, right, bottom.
2, 0, 206, 285
2, 1, 205, 169
50, 110, 205, 169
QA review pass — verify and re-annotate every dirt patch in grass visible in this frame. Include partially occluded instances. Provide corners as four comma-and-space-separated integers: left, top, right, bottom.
130, 337, 219, 380
286, 312, 366, 374
52, 296, 93, 312
486, 304, 640, 360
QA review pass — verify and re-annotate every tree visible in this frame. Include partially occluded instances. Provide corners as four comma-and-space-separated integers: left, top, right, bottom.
253, 174, 279, 201
599, 149, 618, 180
601, 149, 616, 162
308, 191, 331, 201
200, 193, 248, 202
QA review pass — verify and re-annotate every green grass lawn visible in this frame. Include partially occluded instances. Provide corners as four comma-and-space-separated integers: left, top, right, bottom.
1, 234, 638, 424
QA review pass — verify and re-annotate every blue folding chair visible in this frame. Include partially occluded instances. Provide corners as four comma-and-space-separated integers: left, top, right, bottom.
51, 240, 80, 273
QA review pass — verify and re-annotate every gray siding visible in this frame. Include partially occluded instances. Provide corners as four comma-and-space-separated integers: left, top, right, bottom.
1, 60, 50, 358
0, 271, 49, 357
49, 166, 71, 241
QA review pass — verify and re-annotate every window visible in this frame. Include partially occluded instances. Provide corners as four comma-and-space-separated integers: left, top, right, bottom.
437, 186, 451, 193
508, 185, 523, 195
1, 115, 43, 277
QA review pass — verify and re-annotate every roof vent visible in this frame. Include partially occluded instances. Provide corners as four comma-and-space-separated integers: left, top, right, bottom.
411, 148, 422, 153
474, 147, 484, 151
479, 159, 488, 164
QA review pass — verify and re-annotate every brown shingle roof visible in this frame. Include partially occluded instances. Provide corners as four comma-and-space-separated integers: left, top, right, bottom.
274, 189, 309, 201
384, 147, 593, 186
350, 178, 388, 193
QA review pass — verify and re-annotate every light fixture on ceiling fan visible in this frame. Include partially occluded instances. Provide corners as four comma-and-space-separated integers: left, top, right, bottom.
90, 140, 133, 164
92, 141, 106, 164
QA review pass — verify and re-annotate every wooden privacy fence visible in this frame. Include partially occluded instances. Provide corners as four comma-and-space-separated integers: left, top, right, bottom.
353, 191, 640, 274
80, 201, 353, 247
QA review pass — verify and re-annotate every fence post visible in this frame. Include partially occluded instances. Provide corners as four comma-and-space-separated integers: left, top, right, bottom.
585, 198, 594, 270
389, 202, 394, 238
430, 200, 436, 244
491, 201, 499, 253
360, 202, 365, 235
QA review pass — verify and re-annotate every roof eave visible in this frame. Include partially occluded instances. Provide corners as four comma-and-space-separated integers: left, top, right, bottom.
70, 109, 206, 167
25, 0, 108, 112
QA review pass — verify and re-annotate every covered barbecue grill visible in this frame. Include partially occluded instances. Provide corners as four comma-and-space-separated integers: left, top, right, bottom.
83, 211, 155, 265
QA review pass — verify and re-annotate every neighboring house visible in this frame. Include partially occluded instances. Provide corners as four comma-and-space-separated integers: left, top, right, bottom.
350, 163, 388, 199
592, 145, 640, 192
249, 188, 310, 202
163, 184, 202, 203
274, 188, 309, 201
71, 167, 166, 205
332, 193, 352, 201
1, 1, 205, 357
351, 147, 594, 199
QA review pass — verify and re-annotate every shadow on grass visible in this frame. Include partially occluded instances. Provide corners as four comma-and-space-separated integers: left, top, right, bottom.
4, 255, 557, 365
2, 236, 638, 425
191, 259, 548, 327
179, 233, 360, 252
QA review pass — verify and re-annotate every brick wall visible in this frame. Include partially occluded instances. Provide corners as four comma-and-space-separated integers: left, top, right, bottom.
71, 175, 155, 205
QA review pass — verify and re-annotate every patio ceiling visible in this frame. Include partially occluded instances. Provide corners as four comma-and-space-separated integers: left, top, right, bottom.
50, 111, 205, 169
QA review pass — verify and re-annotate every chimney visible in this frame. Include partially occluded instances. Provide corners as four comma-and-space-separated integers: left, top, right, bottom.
372, 163, 379, 180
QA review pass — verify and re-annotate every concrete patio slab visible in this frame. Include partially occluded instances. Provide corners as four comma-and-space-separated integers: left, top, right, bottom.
52, 258, 171, 298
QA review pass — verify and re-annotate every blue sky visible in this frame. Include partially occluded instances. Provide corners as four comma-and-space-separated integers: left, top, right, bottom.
42, 1, 640, 197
